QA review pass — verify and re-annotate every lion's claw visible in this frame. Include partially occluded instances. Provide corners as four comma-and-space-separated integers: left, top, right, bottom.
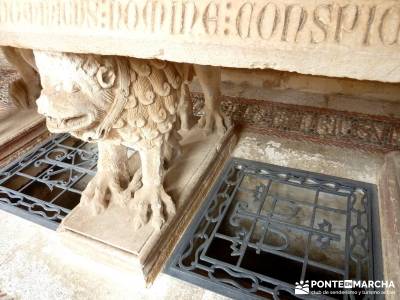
80, 172, 125, 215
129, 186, 175, 230
198, 108, 231, 135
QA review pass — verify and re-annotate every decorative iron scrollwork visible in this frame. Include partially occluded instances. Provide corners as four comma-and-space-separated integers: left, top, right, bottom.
166, 158, 381, 300
0, 134, 96, 229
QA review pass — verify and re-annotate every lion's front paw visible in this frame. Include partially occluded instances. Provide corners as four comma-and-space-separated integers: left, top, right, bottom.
129, 186, 176, 230
81, 171, 126, 215
198, 108, 231, 135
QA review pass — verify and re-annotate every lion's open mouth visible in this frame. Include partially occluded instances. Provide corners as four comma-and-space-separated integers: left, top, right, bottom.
46, 115, 94, 133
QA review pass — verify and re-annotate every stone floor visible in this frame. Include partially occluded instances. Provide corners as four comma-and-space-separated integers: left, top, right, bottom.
0, 208, 230, 300
0, 129, 389, 300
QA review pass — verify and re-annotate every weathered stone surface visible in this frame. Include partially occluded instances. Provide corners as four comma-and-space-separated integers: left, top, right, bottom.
0, 209, 228, 300
0, 52, 46, 166
0, 0, 400, 82
0, 109, 46, 165
192, 93, 400, 153
59, 126, 236, 283
0, 54, 17, 115
218, 68, 400, 105
1, 47, 41, 109
378, 151, 400, 297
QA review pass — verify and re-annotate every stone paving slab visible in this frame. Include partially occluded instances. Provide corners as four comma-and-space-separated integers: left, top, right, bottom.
0, 209, 228, 300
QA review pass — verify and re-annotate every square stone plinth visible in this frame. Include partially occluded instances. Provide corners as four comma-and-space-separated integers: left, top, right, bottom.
58, 126, 237, 285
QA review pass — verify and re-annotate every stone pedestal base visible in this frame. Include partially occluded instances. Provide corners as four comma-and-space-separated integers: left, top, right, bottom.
0, 109, 46, 166
58, 126, 237, 285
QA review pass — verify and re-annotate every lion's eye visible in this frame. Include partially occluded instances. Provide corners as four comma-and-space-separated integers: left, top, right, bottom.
71, 83, 80, 93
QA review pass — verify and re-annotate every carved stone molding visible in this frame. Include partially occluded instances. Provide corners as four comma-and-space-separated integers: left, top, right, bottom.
192, 93, 400, 153
0, 56, 17, 115
0, 0, 400, 81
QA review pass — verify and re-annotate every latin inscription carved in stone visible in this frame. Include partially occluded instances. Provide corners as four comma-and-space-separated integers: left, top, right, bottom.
0, 0, 399, 47
192, 93, 400, 152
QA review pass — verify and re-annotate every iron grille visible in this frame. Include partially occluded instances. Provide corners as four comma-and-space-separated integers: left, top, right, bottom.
0, 134, 96, 230
165, 158, 382, 300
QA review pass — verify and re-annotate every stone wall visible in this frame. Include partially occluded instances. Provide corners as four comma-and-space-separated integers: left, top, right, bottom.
190, 67, 400, 118
223, 68, 400, 103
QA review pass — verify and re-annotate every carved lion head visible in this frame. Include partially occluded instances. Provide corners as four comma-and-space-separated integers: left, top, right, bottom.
34, 51, 117, 140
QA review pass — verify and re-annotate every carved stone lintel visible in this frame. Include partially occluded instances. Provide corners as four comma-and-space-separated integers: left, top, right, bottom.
1, 0, 400, 82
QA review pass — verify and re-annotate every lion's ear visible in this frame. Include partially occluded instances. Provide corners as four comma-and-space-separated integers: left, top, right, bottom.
96, 66, 116, 89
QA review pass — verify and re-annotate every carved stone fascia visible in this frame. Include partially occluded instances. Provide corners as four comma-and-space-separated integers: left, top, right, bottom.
1, 0, 400, 82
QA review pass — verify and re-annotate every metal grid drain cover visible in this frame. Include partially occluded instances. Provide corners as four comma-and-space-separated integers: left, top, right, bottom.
0, 134, 96, 230
165, 158, 382, 300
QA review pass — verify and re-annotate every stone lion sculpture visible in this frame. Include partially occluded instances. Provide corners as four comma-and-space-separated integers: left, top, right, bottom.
32, 51, 228, 229
1, 47, 41, 109
1, 46, 227, 134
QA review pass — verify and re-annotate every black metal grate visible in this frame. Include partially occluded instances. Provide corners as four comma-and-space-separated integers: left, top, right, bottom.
165, 158, 382, 300
0, 134, 96, 230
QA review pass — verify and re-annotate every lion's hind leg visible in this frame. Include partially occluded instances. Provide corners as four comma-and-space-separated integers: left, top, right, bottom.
129, 137, 176, 230
194, 64, 231, 135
